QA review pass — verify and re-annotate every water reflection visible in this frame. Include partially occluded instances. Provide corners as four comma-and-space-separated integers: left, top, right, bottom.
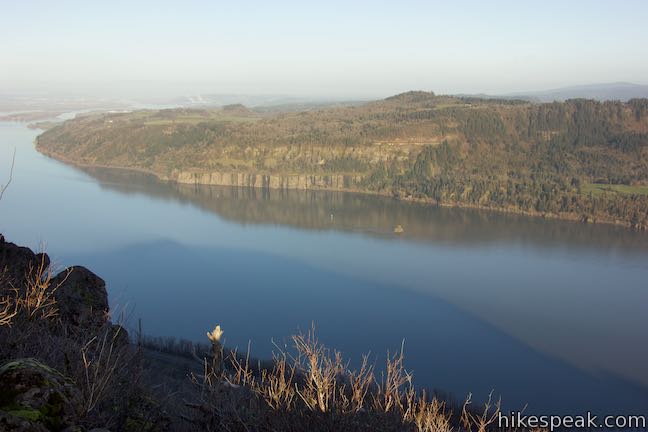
82, 165, 648, 254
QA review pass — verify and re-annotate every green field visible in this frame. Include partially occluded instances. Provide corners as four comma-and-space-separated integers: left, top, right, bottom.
582, 183, 648, 197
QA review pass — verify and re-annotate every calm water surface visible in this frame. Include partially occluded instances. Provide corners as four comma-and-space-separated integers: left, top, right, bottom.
1, 120, 647, 415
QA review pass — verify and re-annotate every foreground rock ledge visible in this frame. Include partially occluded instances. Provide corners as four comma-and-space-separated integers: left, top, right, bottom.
0, 358, 81, 431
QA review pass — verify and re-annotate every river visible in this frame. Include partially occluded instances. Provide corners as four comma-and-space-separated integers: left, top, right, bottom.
1, 119, 647, 415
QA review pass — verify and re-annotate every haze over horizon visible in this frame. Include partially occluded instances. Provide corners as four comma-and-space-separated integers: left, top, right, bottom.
2, 0, 648, 99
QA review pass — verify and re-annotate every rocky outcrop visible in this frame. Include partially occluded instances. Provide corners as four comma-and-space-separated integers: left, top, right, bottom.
0, 237, 138, 431
51, 266, 109, 331
0, 235, 50, 290
0, 358, 82, 431
1, 238, 121, 337
174, 171, 364, 191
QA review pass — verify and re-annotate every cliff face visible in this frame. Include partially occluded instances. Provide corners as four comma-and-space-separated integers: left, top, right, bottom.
174, 170, 365, 191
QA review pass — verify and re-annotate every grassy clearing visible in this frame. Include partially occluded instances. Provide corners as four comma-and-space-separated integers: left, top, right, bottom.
108, 109, 260, 126
143, 115, 259, 126
582, 183, 648, 197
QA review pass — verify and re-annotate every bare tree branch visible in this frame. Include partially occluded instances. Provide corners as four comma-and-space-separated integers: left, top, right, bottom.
0, 148, 16, 202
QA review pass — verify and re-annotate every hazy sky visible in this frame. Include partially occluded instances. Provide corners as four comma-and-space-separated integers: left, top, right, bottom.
2, 0, 647, 98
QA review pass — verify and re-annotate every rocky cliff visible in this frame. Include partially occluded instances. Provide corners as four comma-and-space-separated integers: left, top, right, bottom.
0, 235, 163, 432
174, 170, 364, 191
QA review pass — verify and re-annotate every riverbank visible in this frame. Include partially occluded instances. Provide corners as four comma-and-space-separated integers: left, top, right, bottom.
36, 144, 640, 230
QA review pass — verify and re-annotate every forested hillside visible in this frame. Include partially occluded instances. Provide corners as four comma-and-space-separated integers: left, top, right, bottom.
37, 92, 648, 228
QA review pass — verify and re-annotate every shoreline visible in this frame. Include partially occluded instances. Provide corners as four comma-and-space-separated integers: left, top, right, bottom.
35, 144, 636, 230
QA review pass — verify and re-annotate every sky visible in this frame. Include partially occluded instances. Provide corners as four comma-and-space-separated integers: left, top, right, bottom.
1, 0, 647, 99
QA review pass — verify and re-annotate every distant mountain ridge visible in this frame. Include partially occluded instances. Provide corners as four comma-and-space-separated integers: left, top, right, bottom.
455, 83, 648, 103
505, 82, 648, 102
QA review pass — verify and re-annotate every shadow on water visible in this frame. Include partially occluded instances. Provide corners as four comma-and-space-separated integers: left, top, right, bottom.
65, 239, 648, 416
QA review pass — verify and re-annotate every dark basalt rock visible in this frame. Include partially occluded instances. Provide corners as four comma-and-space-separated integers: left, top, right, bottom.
52, 266, 109, 330
0, 411, 50, 431
0, 235, 113, 334
0, 236, 50, 290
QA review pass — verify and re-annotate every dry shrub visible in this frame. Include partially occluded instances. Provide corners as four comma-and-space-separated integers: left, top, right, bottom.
373, 342, 412, 414
80, 326, 128, 414
291, 329, 342, 413
0, 296, 16, 326
0, 268, 18, 326
186, 326, 470, 432
19, 253, 69, 321
409, 394, 453, 432
461, 392, 501, 432
258, 352, 297, 410
0, 251, 68, 329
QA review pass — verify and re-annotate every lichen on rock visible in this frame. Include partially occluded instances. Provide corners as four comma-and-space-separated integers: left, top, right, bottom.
0, 358, 82, 430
